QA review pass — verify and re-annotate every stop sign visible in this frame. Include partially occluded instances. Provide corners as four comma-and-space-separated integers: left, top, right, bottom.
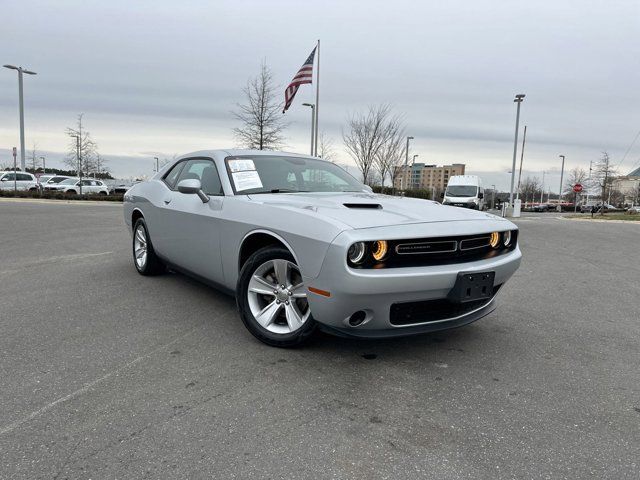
573, 183, 583, 193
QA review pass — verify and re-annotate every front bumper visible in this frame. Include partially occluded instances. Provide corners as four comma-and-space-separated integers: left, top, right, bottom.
304, 237, 521, 338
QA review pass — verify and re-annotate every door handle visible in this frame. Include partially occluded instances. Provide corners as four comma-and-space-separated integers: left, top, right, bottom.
163, 197, 172, 205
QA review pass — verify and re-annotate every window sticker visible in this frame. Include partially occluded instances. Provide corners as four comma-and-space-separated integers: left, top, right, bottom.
228, 159, 256, 173
232, 170, 263, 191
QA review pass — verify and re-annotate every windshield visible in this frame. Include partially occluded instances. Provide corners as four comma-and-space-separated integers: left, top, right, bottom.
446, 185, 478, 197
225, 155, 364, 194
50, 177, 68, 183
59, 178, 79, 185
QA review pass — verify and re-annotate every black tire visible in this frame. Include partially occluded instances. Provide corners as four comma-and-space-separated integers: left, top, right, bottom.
66, 190, 76, 195
132, 218, 165, 275
99, 191, 107, 196
237, 246, 316, 347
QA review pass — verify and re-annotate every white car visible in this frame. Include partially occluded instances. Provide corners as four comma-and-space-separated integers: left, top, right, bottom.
39, 175, 71, 189
0, 171, 39, 191
48, 178, 110, 195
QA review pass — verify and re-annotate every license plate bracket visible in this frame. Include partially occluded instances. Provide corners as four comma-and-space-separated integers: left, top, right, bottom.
448, 271, 495, 303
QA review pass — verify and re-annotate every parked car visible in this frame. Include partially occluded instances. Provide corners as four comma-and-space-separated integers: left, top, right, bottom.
39, 175, 71, 190
109, 182, 137, 195
47, 178, 109, 195
0, 171, 39, 191
124, 150, 521, 347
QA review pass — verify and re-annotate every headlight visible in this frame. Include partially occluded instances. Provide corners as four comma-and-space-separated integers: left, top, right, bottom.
371, 240, 388, 261
503, 230, 512, 247
347, 242, 366, 264
489, 232, 500, 249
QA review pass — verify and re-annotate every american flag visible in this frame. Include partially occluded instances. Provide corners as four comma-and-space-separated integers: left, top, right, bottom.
283, 47, 316, 114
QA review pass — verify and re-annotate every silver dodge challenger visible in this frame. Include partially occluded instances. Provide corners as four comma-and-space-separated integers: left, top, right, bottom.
124, 150, 521, 347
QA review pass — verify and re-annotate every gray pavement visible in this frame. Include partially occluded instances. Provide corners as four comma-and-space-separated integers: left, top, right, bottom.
1, 199, 639, 479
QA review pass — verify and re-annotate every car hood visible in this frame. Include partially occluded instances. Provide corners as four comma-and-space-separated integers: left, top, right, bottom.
246, 192, 505, 229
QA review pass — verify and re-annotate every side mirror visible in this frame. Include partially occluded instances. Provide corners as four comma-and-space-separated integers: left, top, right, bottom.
478, 192, 484, 199
0, 178, 7, 182
177, 178, 209, 203
439, 192, 444, 199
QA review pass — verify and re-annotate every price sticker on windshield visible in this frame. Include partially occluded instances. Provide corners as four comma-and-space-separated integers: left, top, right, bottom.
232, 170, 263, 191
228, 159, 256, 173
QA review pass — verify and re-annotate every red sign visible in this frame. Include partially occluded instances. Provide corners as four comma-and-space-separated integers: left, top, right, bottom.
573, 183, 583, 193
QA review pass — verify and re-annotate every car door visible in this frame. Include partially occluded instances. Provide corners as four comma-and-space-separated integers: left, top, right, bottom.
17, 173, 34, 190
80, 179, 93, 193
156, 158, 225, 284
0, 173, 13, 190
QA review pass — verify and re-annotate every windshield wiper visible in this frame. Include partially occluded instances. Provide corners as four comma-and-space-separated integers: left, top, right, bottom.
250, 188, 309, 194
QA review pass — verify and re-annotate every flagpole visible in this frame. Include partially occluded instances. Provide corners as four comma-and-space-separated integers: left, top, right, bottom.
314, 39, 320, 156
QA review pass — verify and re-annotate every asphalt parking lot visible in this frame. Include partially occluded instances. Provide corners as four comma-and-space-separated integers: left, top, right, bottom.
1, 199, 639, 479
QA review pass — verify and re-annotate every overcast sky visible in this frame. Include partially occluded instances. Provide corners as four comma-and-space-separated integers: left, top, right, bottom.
1, 0, 639, 190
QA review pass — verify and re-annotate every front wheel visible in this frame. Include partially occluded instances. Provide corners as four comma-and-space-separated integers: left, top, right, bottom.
237, 246, 316, 347
132, 218, 165, 275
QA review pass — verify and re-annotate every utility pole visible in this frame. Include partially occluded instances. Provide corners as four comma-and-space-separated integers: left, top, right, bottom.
3, 65, 37, 171
509, 94, 525, 210
491, 184, 496, 209
540, 171, 546, 204
40, 156, 45, 174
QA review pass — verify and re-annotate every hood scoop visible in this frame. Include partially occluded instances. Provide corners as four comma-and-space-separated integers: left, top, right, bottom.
343, 203, 382, 209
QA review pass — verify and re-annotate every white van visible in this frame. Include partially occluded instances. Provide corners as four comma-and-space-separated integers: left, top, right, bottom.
442, 175, 485, 210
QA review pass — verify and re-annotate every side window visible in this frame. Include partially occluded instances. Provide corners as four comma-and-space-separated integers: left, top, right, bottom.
18, 173, 32, 181
175, 159, 223, 196
163, 161, 185, 189
4, 173, 16, 181
81, 180, 92, 186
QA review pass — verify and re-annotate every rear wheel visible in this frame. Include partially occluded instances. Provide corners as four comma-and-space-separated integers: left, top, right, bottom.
133, 218, 165, 275
237, 246, 316, 347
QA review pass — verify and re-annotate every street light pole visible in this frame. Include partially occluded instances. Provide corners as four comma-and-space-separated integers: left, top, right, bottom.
516, 125, 527, 200
558, 155, 565, 210
509, 94, 525, 209
302, 103, 315, 156
70, 134, 82, 195
540, 171, 545, 204
3, 65, 37, 171
40, 156, 45, 174
491, 184, 496, 209
403, 136, 414, 191
412, 154, 419, 189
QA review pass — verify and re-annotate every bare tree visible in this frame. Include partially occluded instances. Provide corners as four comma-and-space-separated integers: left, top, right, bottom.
233, 62, 286, 150
28, 143, 40, 172
593, 152, 617, 214
374, 115, 406, 188
343, 104, 399, 186
520, 176, 541, 203
65, 114, 98, 175
563, 167, 587, 205
317, 132, 336, 162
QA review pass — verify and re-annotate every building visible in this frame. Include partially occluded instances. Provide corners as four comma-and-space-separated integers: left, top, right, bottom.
394, 163, 466, 192
613, 166, 640, 204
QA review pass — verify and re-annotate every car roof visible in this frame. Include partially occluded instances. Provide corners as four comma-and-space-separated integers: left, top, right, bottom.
177, 149, 319, 162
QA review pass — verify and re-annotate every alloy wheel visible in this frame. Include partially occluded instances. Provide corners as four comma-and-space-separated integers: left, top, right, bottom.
246, 259, 310, 334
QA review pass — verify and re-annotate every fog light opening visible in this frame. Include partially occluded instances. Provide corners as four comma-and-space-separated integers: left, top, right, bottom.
348, 310, 367, 327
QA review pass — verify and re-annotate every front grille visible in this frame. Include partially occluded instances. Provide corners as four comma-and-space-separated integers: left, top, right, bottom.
354, 231, 518, 269
459, 236, 490, 251
395, 240, 457, 255
390, 285, 501, 326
